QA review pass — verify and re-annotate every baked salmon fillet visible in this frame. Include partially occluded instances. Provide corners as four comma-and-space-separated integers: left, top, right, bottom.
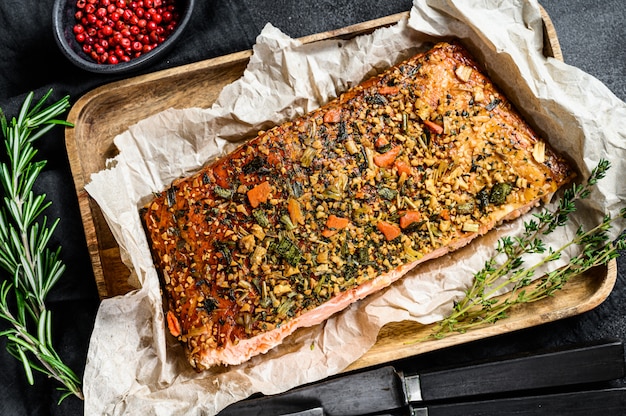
141, 42, 574, 370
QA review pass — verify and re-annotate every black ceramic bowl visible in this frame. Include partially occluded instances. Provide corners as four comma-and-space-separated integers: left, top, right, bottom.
52, 0, 195, 74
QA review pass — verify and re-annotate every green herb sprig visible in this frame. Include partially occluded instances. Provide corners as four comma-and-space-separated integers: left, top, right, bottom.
429, 159, 625, 339
0, 90, 83, 402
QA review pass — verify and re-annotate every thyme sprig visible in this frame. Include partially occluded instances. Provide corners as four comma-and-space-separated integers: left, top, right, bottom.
0, 90, 83, 402
429, 159, 625, 339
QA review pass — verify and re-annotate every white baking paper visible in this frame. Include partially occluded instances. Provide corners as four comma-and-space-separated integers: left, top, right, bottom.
83, 1, 626, 414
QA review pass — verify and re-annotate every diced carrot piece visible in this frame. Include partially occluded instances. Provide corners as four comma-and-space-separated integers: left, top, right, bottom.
399, 210, 422, 229
394, 159, 412, 177
423, 119, 443, 135
440, 208, 450, 221
167, 310, 181, 337
322, 214, 350, 237
288, 198, 305, 225
378, 85, 400, 95
377, 220, 401, 241
373, 145, 402, 168
247, 181, 271, 208
323, 108, 342, 123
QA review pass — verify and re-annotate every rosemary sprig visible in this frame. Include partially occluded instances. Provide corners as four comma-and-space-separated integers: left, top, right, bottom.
0, 90, 83, 402
429, 160, 625, 339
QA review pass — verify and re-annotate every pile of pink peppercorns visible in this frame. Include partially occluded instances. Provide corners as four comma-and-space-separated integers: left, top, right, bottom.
72, 0, 180, 65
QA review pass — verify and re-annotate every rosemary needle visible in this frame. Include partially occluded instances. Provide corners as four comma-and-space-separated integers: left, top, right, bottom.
0, 90, 83, 402
427, 159, 625, 340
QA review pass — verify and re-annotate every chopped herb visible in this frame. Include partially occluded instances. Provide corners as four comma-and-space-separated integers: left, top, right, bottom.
337, 121, 348, 141
365, 94, 388, 106
200, 297, 219, 313
287, 179, 304, 198
253, 209, 270, 227
357, 145, 369, 172
300, 146, 317, 168
489, 182, 513, 205
276, 299, 295, 317
280, 214, 297, 231
274, 236, 302, 266
214, 240, 234, 263
323, 184, 343, 201
476, 188, 490, 211
378, 186, 398, 201
214, 185, 233, 199
166, 187, 177, 207
486, 98, 501, 111
243, 156, 267, 174
456, 201, 475, 215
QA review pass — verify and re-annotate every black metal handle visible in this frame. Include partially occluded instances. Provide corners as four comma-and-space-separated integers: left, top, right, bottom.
418, 340, 625, 402
417, 387, 626, 416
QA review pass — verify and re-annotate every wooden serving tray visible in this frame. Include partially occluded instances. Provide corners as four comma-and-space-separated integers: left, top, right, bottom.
65, 8, 616, 369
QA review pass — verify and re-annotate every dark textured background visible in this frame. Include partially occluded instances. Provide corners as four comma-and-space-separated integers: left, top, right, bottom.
0, 1, 624, 415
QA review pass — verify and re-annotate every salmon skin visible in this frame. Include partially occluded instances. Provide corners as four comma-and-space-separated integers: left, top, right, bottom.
141, 42, 574, 370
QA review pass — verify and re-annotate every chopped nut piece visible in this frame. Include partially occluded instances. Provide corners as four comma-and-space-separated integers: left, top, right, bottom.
273, 283, 292, 297
455, 65, 473, 82
238, 234, 256, 253
462, 222, 480, 233
345, 139, 359, 155
473, 86, 485, 103
250, 246, 266, 266
250, 224, 265, 241
533, 141, 546, 164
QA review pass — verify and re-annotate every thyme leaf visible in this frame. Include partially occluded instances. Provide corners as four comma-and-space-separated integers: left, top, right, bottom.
0, 90, 83, 402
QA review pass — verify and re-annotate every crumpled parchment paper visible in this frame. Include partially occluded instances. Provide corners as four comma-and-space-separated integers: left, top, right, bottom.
82, 0, 626, 414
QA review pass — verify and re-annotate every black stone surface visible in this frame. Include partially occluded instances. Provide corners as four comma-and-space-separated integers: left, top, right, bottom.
0, 1, 624, 415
